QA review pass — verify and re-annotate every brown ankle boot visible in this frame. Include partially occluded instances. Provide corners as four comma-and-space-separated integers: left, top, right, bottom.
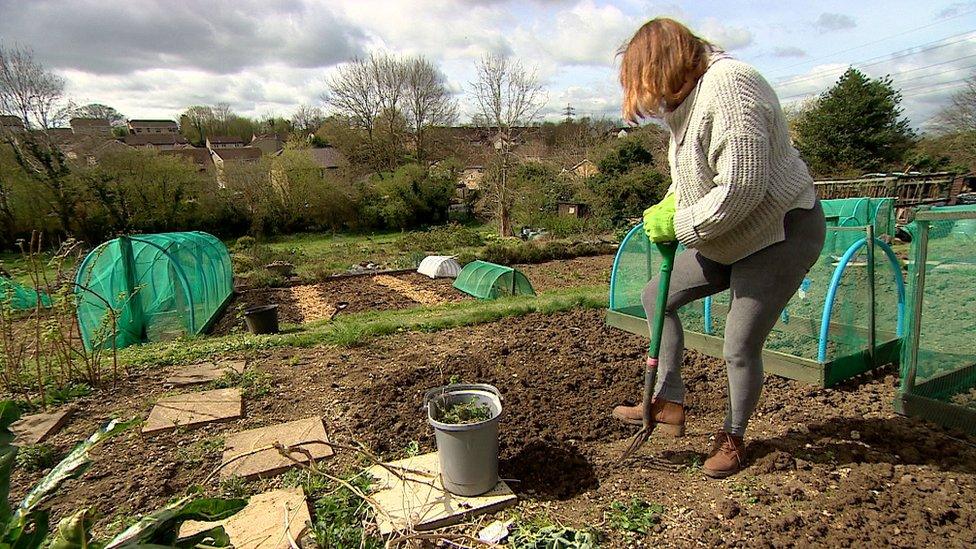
703, 431, 745, 478
611, 399, 685, 436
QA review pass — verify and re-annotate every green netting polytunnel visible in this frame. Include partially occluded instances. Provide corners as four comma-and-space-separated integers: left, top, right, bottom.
608, 208, 905, 387
453, 260, 535, 300
898, 204, 976, 434
821, 197, 896, 254
74, 231, 233, 350
0, 277, 51, 311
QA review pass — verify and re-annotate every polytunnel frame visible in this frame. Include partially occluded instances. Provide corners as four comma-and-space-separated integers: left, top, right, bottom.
607, 223, 905, 387
894, 207, 976, 435
74, 233, 231, 349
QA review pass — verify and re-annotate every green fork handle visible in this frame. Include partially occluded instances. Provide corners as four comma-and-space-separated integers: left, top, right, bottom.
641, 241, 678, 429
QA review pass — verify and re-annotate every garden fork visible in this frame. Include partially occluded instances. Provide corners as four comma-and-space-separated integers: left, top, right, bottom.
621, 241, 678, 460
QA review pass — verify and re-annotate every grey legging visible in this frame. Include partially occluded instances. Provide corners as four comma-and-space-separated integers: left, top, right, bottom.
641, 202, 826, 436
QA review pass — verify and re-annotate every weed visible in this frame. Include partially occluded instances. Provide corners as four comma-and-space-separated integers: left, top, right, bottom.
730, 477, 761, 504
607, 498, 664, 535
15, 443, 56, 472
212, 369, 273, 399
434, 400, 492, 424
217, 475, 253, 499
310, 471, 381, 549
175, 436, 224, 467
509, 520, 598, 549
403, 440, 420, 457
44, 382, 92, 406
281, 468, 331, 498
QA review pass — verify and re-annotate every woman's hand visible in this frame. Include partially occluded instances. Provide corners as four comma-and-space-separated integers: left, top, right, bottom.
643, 193, 676, 243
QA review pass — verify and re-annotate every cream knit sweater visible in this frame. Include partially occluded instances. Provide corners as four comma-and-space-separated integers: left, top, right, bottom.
663, 53, 817, 265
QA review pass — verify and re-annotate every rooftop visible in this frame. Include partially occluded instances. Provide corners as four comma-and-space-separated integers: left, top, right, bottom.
128, 119, 178, 128
124, 134, 189, 146
212, 147, 263, 161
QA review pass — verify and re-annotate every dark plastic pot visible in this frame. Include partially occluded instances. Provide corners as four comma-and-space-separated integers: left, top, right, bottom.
244, 304, 279, 334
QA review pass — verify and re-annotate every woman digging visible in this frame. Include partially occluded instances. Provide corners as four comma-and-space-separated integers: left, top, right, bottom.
611, 18, 826, 478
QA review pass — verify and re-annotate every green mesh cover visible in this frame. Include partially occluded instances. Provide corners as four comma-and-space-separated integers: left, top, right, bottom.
74, 231, 233, 350
610, 220, 903, 367
0, 277, 52, 311
900, 205, 976, 428
821, 197, 896, 255
453, 260, 535, 300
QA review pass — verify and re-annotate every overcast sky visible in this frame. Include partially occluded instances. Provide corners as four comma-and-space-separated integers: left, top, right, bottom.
1, 0, 974, 129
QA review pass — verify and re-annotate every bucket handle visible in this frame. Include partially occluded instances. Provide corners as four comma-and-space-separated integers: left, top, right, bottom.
422, 383, 502, 411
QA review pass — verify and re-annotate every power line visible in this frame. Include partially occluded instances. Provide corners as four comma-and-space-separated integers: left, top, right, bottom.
891, 61, 976, 86
768, 7, 976, 76
772, 30, 976, 89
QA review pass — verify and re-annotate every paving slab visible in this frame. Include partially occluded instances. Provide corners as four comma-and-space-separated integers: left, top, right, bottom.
11, 409, 72, 445
220, 417, 333, 480
164, 360, 247, 387
142, 388, 242, 434
179, 487, 310, 549
365, 452, 517, 535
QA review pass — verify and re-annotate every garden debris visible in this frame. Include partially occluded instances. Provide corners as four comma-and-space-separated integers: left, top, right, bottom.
178, 487, 310, 549
142, 388, 243, 434
478, 519, 513, 543
373, 274, 446, 306
11, 408, 72, 445
365, 451, 516, 535
164, 360, 247, 387
288, 284, 336, 323
220, 417, 333, 480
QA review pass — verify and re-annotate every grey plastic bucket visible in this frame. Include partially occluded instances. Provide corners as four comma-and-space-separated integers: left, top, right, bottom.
424, 384, 502, 496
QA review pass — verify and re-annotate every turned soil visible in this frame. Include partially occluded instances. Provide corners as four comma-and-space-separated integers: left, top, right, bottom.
211, 255, 615, 334
12, 306, 976, 548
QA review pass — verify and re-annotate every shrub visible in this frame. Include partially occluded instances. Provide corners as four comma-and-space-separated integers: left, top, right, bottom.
479, 240, 615, 265
395, 223, 484, 252
359, 164, 455, 230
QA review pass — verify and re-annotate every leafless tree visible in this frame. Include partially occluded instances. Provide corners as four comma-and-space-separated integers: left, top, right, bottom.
934, 73, 976, 134
404, 57, 457, 162
323, 57, 381, 140
0, 43, 67, 131
470, 53, 547, 236
291, 103, 325, 134
0, 44, 75, 237
73, 103, 127, 127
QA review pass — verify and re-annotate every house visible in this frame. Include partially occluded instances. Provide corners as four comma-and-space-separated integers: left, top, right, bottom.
307, 146, 348, 171
561, 159, 599, 179
124, 133, 189, 150
128, 119, 178, 135
161, 147, 213, 171
206, 136, 245, 149
250, 133, 285, 155
62, 136, 130, 167
44, 128, 76, 143
210, 146, 263, 188
70, 117, 112, 137
0, 115, 25, 133
557, 201, 588, 218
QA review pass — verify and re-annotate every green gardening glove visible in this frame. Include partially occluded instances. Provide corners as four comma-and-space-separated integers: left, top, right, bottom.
642, 193, 676, 243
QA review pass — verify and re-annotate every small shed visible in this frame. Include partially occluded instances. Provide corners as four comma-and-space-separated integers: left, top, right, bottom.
557, 201, 588, 218
453, 261, 535, 300
417, 256, 462, 279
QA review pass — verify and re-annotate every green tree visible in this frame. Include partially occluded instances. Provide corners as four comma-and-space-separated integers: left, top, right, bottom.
598, 138, 655, 177
359, 164, 454, 229
793, 68, 916, 177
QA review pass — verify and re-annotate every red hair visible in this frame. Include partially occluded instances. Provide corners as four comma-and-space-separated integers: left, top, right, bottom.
619, 18, 710, 122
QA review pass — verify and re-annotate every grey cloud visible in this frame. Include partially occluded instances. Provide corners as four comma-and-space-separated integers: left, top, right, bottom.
937, 2, 976, 18
773, 46, 807, 58
814, 13, 856, 33
0, 0, 367, 75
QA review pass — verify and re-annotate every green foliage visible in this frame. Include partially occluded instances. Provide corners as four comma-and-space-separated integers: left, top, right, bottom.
598, 138, 654, 177
586, 167, 669, 227
175, 437, 223, 467
479, 240, 615, 265
360, 164, 455, 230
14, 444, 56, 472
509, 524, 598, 548
607, 498, 664, 534
434, 400, 492, 424
104, 496, 246, 548
211, 369, 273, 399
793, 68, 916, 177
395, 223, 485, 252
309, 472, 381, 549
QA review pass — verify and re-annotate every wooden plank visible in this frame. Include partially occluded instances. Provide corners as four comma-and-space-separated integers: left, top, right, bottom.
896, 393, 976, 437
910, 361, 976, 401
914, 209, 976, 221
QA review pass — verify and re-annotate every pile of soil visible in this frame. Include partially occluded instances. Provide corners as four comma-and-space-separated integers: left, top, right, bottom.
11, 308, 976, 547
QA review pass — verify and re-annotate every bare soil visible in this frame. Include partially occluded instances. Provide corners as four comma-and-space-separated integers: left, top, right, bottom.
12, 308, 976, 547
